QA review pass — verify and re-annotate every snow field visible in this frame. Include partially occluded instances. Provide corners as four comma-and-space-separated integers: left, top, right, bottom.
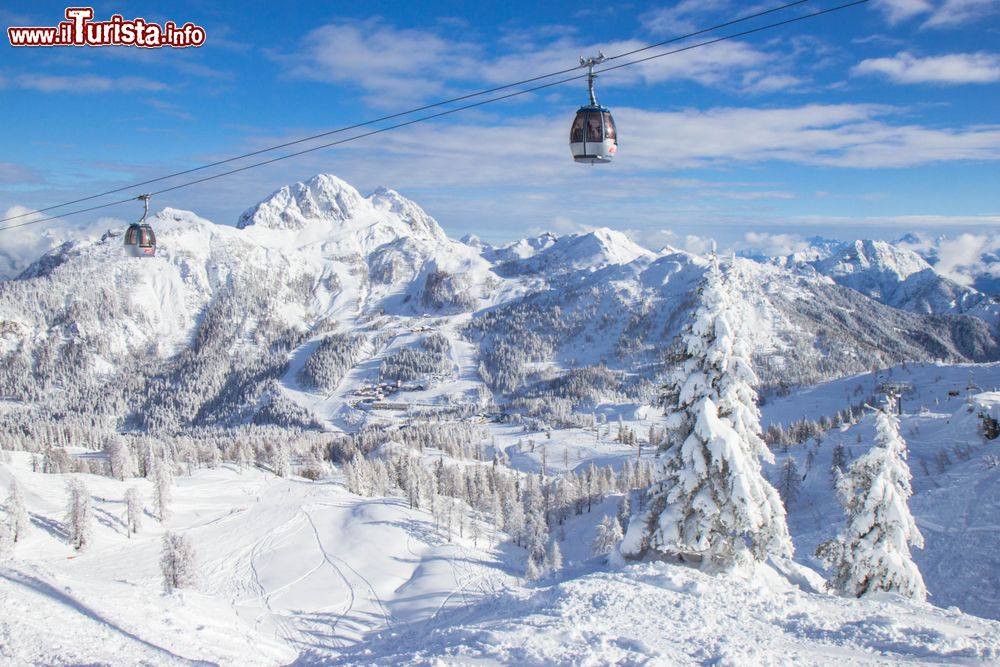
0, 457, 517, 664
322, 558, 1000, 666
4, 357, 1000, 664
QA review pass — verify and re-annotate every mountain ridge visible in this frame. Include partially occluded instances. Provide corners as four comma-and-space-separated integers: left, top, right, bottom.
2, 173, 999, 433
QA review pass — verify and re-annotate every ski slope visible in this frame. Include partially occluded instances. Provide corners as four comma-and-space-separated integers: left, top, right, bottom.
0, 458, 516, 665
4, 362, 1000, 664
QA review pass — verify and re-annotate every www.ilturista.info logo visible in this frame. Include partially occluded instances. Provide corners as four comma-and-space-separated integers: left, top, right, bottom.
8, 7, 206, 48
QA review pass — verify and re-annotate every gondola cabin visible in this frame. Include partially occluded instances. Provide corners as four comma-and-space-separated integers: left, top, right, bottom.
124, 194, 156, 257
570, 53, 617, 165
124, 223, 156, 257
570, 105, 617, 164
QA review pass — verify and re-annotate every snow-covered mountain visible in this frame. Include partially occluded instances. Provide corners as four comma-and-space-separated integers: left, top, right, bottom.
805, 239, 999, 323
747, 236, 1000, 324
897, 231, 1000, 295
488, 227, 655, 278
2, 174, 999, 434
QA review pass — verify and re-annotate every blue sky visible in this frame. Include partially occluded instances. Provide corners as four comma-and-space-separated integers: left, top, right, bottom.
1, 0, 998, 265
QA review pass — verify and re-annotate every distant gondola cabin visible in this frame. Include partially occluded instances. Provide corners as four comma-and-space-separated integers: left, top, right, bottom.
124, 223, 156, 257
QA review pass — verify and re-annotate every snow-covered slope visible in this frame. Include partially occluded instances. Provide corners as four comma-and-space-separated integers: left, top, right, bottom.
761, 362, 1000, 621
0, 457, 514, 665
334, 560, 999, 665
4, 388, 1000, 666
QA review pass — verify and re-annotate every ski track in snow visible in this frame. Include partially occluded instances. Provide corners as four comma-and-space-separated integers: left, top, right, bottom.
301, 507, 375, 644
246, 513, 312, 646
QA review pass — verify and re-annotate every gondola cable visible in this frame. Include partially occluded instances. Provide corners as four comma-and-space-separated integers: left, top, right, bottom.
0, 0, 814, 226
0, 0, 868, 233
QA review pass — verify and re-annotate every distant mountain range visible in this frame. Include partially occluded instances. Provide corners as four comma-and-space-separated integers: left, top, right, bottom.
1, 174, 998, 432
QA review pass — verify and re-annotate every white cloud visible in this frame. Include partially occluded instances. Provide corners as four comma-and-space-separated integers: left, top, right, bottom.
278, 18, 790, 108
144, 99, 195, 120
641, 0, 736, 36
0, 163, 40, 184
0, 207, 115, 279
620, 228, 680, 252
790, 214, 1000, 228
741, 231, 811, 256
872, 0, 1000, 27
853, 51, 1000, 84
697, 190, 794, 201
223, 102, 1000, 204
925, 233, 1000, 286
873, 0, 935, 24
478, 37, 777, 96
680, 234, 717, 256
548, 216, 596, 235
923, 0, 1000, 27
277, 19, 480, 108
618, 104, 1000, 169
14, 75, 167, 93
740, 72, 804, 94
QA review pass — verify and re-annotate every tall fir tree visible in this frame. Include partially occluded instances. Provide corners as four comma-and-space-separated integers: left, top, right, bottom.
272, 441, 290, 478
64, 477, 93, 551
107, 439, 135, 481
592, 514, 624, 557
776, 457, 802, 508
160, 531, 197, 592
154, 458, 173, 522
124, 487, 142, 538
621, 255, 792, 568
7, 479, 29, 543
817, 398, 926, 600
544, 539, 563, 574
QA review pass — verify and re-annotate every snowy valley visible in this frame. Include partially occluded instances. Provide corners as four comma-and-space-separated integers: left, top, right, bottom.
2, 174, 1000, 665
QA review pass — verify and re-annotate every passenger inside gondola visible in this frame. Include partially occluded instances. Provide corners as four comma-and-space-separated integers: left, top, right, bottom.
587, 117, 602, 142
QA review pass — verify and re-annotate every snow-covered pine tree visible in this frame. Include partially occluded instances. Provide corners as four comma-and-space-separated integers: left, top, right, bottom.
621, 254, 792, 569
552, 474, 576, 525
125, 487, 142, 538
64, 477, 93, 551
830, 443, 847, 479
776, 456, 801, 508
343, 458, 357, 494
544, 540, 563, 573
160, 531, 196, 592
524, 554, 542, 581
617, 493, 631, 531
106, 438, 135, 481
7, 479, 29, 543
234, 440, 254, 473
523, 478, 548, 566
0, 515, 11, 558
153, 459, 173, 522
816, 398, 926, 600
470, 514, 482, 547
489, 494, 503, 546
272, 440, 290, 478
592, 514, 624, 557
